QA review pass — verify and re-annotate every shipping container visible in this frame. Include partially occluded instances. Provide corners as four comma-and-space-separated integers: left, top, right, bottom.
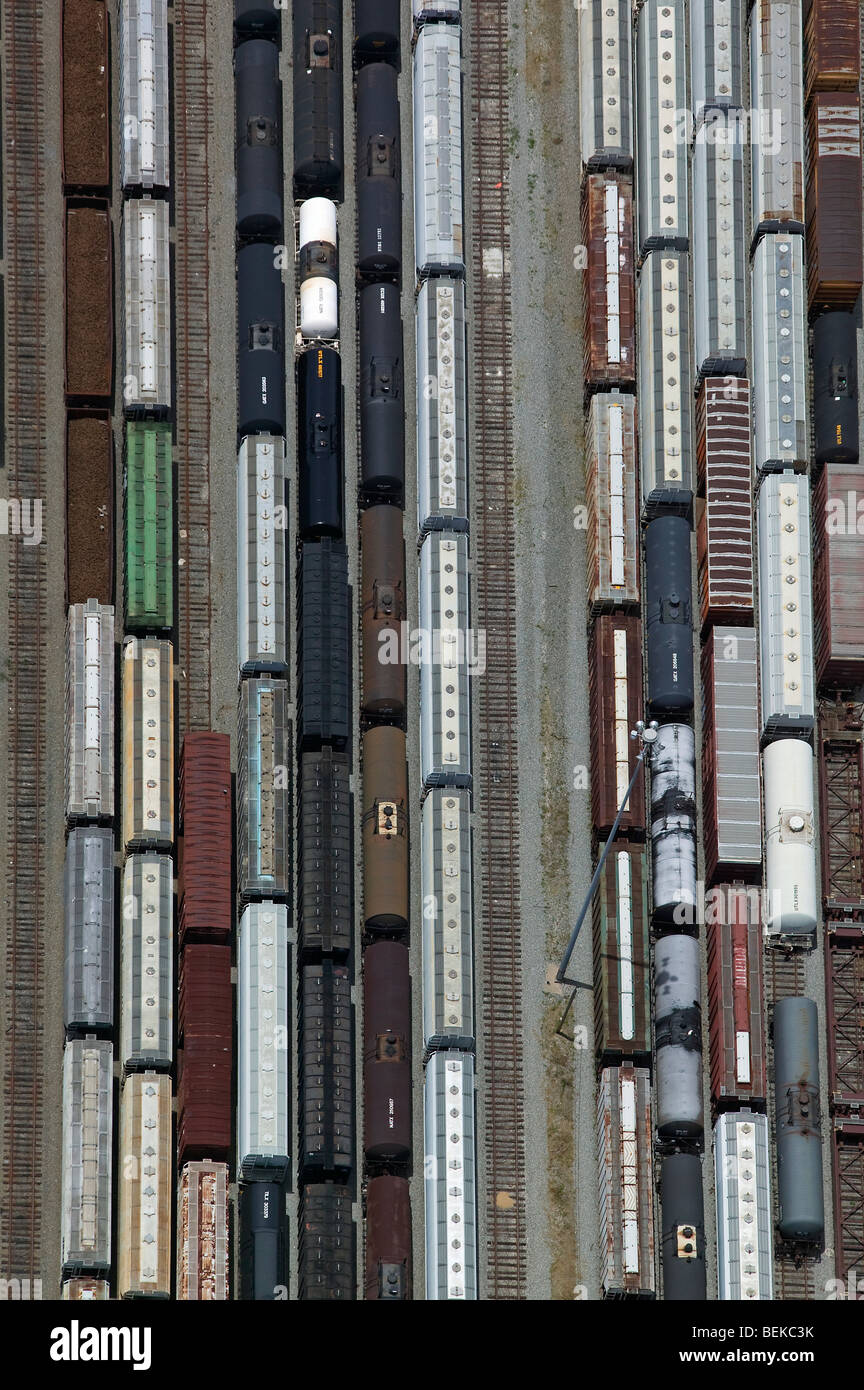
806, 94, 863, 311
362, 726, 409, 933
584, 392, 640, 613
413, 22, 464, 275
298, 748, 353, 958
298, 539, 351, 749
690, 0, 744, 115
696, 378, 754, 628
578, 0, 633, 170
757, 470, 815, 737
292, 0, 344, 199
701, 628, 762, 884
763, 739, 818, 941
178, 732, 232, 946
360, 505, 407, 720
299, 961, 355, 1181
67, 411, 115, 608
692, 137, 747, 377
237, 679, 292, 901
418, 530, 472, 789
64, 828, 115, 1036
424, 1051, 477, 1300
804, 0, 860, 95
117, 1071, 172, 1297
813, 462, 864, 688
237, 902, 291, 1179
121, 635, 174, 851
597, 1066, 656, 1298
177, 1162, 230, 1301
638, 250, 693, 502
363, 941, 411, 1164
750, 233, 809, 473
237, 434, 289, 676
124, 421, 173, 632
706, 885, 767, 1109
61, 1038, 113, 1277
62, 0, 110, 190
750, 0, 805, 237
177, 944, 232, 1165
122, 196, 172, 412
120, 854, 173, 1072
581, 173, 636, 392
588, 614, 645, 836
714, 1112, 773, 1299
416, 275, 469, 532
365, 1175, 411, 1301
635, 0, 689, 252
298, 1184, 356, 1300
120, 0, 170, 190
65, 204, 113, 401
66, 601, 115, 824
592, 846, 651, 1064
420, 788, 475, 1053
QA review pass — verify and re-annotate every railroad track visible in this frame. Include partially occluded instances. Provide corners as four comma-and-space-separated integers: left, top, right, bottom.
469, 0, 527, 1299
1, 0, 47, 1285
173, 0, 213, 732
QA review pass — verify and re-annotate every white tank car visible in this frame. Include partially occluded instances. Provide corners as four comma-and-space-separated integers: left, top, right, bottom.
298, 197, 338, 339
762, 738, 818, 941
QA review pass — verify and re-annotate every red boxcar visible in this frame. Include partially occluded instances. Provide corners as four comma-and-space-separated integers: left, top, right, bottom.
706, 885, 767, 1110
178, 944, 233, 1165
806, 94, 863, 311
588, 614, 645, 837
581, 173, 636, 393
584, 392, 640, 614
696, 378, 753, 630
365, 1175, 411, 1300
813, 463, 864, 688
179, 732, 232, 944
804, 0, 860, 96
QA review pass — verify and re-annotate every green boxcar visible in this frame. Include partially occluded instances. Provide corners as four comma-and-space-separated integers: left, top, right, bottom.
592, 843, 652, 1065
124, 421, 173, 631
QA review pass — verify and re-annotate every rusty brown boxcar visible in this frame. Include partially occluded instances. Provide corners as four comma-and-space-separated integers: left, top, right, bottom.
584, 392, 639, 613
706, 884, 767, 1110
178, 733, 232, 945
588, 614, 645, 837
813, 462, 864, 688
592, 843, 651, 1063
581, 172, 636, 394
363, 940, 411, 1165
597, 1066, 655, 1298
365, 1175, 411, 1300
178, 943, 233, 1165
362, 726, 408, 934
65, 204, 113, 401
177, 1161, 230, 1301
701, 627, 762, 886
62, 0, 110, 190
806, 93, 863, 311
361, 505, 406, 719
66, 410, 114, 606
804, 0, 861, 96
696, 378, 754, 630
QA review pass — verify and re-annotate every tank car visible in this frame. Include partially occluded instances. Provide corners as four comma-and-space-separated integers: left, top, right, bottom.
813, 312, 859, 464
644, 513, 695, 714
300, 961, 354, 1180
362, 726, 409, 934
424, 1051, 477, 1300
237, 434, 289, 676
359, 282, 405, 498
365, 1176, 411, 1301
293, 0, 344, 199
660, 1153, 707, 1299
234, 0, 281, 41
578, 0, 632, 171
298, 199, 338, 338
355, 1, 400, 58
356, 64, 401, 279
237, 902, 291, 1179
417, 275, 469, 533
297, 346, 343, 537
363, 940, 411, 1164
420, 787, 475, 1053
237, 242, 286, 439
654, 933, 703, 1140
235, 40, 283, 239
361, 505, 406, 719
714, 1112, 773, 1300
239, 1180, 288, 1301
757, 470, 815, 739
762, 739, 818, 943
61, 1038, 113, 1276
635, 1, 689, 252
413, 22, 464, 276
773, 996, 825, 1246
117, 1071, 172, 1297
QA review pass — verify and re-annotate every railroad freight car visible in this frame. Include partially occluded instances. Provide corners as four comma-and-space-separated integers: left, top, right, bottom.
416, 275, 469, 533
660, 1152, 707, 1299
298, 201, 339, 340
122, 196, 172, 413
178, 733, 232, 945
235, 39, 283, 240
62, 0, 110, 190
361, 505, 407, 719
237, 678, 291, 901
64, 828, 114, 1036
364, 941, 411, 1163
750, 233, 808, 473
177, 944, 232, 1164
362, 726, 409, 934
237, 434, 289, 676
121, 636, 173, 851
297, 347, 343, 537
235, 0, 281, 41
597, 1066, 656, 1298
62, 1280, 110, 1300
237, 902, 291, 1179
757, 470, 815, 737
120, 854, 173, 1072
812, 313, 859, 465
585, 393, 639, 612
65, 204, 113, 401
804, 0, 860, 95
644, 514, 694, 713
813, 462, 864, 686
365, 1176, 411, 1301
581, 173, 636, 393
177, 1162, 229, 1301
701, 628, 762, 885
298, 1184, 356, 1300
293, 0, 344, 200
773, 996, 825, 1245
413, 21, 464, 276
805, 94, 862, 311
298, 540, 350, 748
593, 846, 651, 1064
117, 1071, 172, 1297
578, 0, 632, 171
240, 1179, 288, 1300
359, 282, 405, 498
714, 1112, 773, 1299
61, 1038, 113, 1277
424, 1051, 477, 1300
588, 614, 645, 837
650, 723, 698, 924
635, 0, 689, 252
690, 0, 744, 115
706, 886, 767, 1109
299, 961, 354, 1180
355, 1, 400, 59
356, 64, 401, 279
695, 378, 754, 628
637, 251, 693, 501
298, 748, 353, 958
124, 421, 173, 632
420, 787, 474, 1052
749, 0, 805, 238
65, 600, 115, 824
763, 739, 818, 942
120, 0, 170, 191
237, 242, 286, 438
692, 138, 747, 377
67, 411, 115, 607
655, 933, 703, 1139
419, 531, 472, 788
